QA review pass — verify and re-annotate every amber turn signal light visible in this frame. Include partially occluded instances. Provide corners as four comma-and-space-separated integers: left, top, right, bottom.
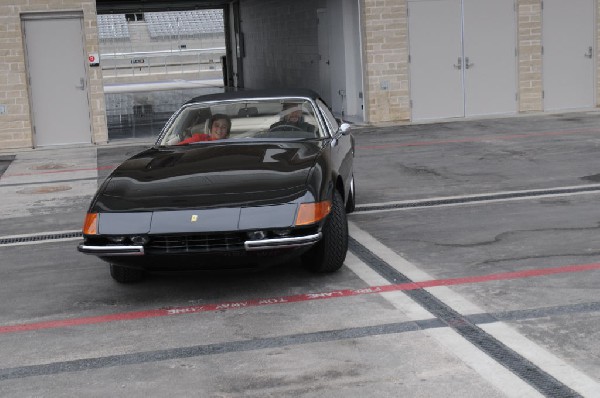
295, 201, 331, 226
83, 213, 98, 235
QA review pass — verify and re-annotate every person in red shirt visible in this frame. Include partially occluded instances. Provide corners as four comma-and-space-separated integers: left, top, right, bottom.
179, 114, 231, 145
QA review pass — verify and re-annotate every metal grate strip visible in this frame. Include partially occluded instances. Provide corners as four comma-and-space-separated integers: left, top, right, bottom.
0, 232, 82, 246
354, 185, 600, 213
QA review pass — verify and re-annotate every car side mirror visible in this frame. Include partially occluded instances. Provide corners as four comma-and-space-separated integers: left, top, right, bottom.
339, 123, 351, 135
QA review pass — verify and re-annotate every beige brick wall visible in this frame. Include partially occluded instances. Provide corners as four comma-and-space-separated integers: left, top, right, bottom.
0, 0, 107, 150
517, 0, 543, 112
361, 0, 410, 123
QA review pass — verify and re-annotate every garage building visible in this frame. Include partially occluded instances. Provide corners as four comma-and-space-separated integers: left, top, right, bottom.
0, 0, 597, 149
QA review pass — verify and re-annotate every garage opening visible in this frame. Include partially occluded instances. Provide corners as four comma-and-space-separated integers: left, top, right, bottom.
97, 9, 227, 140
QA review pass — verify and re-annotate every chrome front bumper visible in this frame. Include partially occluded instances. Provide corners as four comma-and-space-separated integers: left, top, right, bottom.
244, 232, 322, 251
78, 232, 321, 256
78, 244, 145, 256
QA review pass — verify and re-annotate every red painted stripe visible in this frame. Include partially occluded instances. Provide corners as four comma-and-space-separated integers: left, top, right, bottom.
357, 128, 600, 150
1, 262, 599, 335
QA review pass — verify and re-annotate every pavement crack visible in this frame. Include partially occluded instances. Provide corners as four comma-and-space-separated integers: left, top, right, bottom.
474, 251, 600, 267
406, 224, 600, 248
396, 163, 451, 180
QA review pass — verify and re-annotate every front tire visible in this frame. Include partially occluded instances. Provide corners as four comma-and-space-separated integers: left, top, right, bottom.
345, 174, 356, 214
302, 190, 348, 273
110, 264, 145, 283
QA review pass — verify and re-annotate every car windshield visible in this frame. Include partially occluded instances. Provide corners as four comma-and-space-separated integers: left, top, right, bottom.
158, 99, 322, 146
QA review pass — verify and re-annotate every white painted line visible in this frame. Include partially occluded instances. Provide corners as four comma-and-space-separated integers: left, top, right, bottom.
424, 286, 487, 316
426, 328, 543, 398
349, 222, 434, 282
347, 226, 544, 396
481, 323, 600, 398
345, 251, 435, 320
344, 251, 389, 286
349, 221, 600, 396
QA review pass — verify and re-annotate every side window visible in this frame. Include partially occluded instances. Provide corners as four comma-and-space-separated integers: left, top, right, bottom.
316, 99, 339, 135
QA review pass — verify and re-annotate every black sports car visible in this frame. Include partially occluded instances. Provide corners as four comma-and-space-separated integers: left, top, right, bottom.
78, 89, 355, 283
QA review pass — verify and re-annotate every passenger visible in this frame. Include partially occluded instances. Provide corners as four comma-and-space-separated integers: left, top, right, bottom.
269, 103, 316, 133
178, 114, 231, 145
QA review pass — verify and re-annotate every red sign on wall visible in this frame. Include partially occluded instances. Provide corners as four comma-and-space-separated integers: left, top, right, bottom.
88, 53, 99, 67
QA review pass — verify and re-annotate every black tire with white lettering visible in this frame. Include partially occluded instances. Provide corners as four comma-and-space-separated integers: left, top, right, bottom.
302, 190, 348, 273
110, 264, 145, 283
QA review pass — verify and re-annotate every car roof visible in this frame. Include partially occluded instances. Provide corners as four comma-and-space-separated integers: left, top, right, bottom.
185, 88, 321, 105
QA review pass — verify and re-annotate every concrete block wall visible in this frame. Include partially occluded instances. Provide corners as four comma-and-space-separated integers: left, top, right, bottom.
517, 0, 543, 113
0, 0, 107, 150
361, 0, 410, 123
239, 0, 323, 91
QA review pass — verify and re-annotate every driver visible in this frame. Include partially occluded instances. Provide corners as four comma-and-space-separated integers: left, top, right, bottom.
269, 103, 316, 133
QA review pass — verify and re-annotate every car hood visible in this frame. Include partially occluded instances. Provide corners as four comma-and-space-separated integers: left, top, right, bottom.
93, 141, 325, 211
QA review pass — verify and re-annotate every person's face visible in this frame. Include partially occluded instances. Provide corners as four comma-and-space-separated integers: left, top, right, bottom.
284, 108, 302, 124
210, 118, 229, 139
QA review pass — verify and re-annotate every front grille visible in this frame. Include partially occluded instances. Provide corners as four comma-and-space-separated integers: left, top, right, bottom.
147, 233, 245, 254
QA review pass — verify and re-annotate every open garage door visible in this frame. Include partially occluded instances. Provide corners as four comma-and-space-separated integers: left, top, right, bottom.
96, 0, 365, 133
239, 0, 364, 121
96, 5, 229, 140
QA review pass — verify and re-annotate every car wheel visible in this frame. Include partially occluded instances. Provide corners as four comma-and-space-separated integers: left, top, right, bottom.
345, 174, 356, 214
302, 190, 348, 273
110, 264, 145, 283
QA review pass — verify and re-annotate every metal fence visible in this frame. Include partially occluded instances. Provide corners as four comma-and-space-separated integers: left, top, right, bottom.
105, 86, 225, 141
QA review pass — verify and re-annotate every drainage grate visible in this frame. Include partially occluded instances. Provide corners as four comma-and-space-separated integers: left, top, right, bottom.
0, 232, 82, 245
355, 185, 600, 213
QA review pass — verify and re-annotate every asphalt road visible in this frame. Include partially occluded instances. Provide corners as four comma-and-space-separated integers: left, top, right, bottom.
1, 111, 600, 397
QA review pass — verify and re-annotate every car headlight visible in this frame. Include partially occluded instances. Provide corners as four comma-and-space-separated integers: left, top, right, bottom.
107, 236, 127, 243
131, 236, 150, 245
83, 213, 98, 235
295, 200, 331, 226
247, 230, 267, 240
272, 229, 291, 237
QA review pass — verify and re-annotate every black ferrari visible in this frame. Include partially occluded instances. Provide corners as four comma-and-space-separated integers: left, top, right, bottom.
78, 89, 355, 283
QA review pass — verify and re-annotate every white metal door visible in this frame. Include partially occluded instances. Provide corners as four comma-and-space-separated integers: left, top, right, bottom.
463, 0, 517, 116
23, 14, 91, 146
543, 0, 595, 111
408, 0, 464, 121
